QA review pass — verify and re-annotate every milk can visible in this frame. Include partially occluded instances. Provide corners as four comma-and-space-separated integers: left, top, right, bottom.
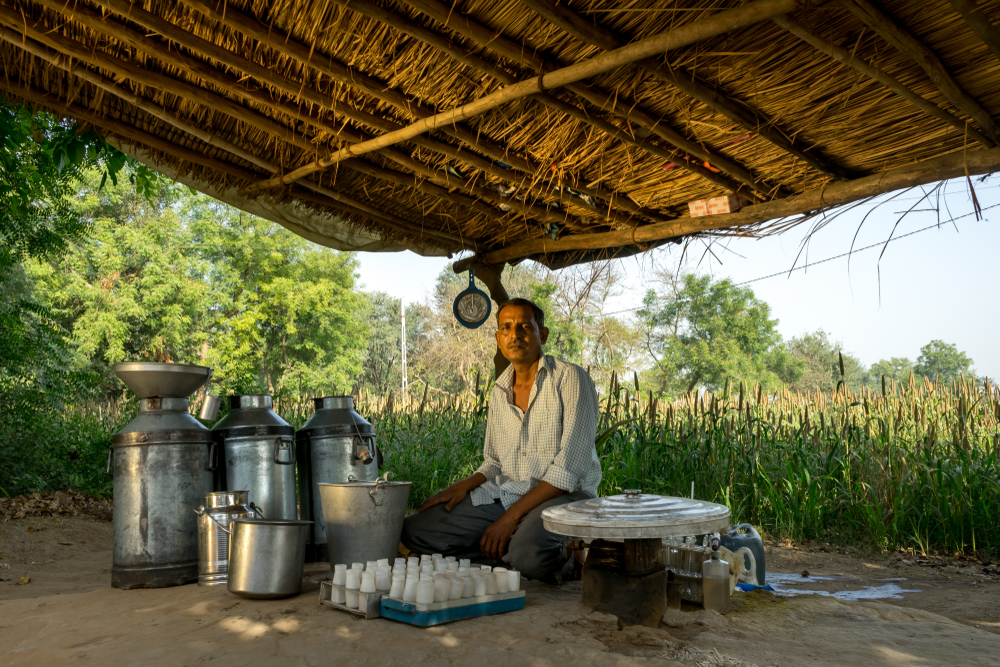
212, 395, 297, 521
296, 396, 378, 562
194, 491, 259, 586
109, 362, 214, 589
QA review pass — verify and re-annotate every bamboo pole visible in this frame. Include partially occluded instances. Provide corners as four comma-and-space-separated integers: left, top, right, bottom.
241, 0, 801, 194
0, 20, 473, 244
773, 15, 994, 147
175, 0, 662, 222
948, 0, 1000, 64
348, 0, 773, 198
518, 0, 858, 181
60, 0, 596, 226
476, 145, 1000, 263
839, 0, 1000, 144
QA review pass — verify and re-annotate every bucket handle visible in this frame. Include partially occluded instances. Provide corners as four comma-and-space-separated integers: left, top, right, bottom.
206, 441, 218, 472
274, 438, 295, 465
194, 502, 265, 535
369, 471, 394, 506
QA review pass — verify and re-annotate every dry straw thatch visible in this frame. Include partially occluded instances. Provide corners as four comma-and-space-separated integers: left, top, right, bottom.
2, 0, 1000, 268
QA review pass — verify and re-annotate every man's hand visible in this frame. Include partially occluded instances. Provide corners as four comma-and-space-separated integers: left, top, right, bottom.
480, 511, 520, 561
418, 472, 486, 512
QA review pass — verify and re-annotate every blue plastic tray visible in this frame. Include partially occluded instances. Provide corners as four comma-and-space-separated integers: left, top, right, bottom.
380, 590, 525, 626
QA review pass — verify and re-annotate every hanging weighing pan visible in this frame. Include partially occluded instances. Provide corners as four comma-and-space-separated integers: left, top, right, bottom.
452, 267, 492, 329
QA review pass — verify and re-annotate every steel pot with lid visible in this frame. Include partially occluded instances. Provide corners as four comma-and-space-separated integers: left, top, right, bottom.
318, 472, 410, 566
212, 394, 297, 521
296, 396, 379, 562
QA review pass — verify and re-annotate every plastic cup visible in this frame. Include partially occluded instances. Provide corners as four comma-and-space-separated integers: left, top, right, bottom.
494, 567, 509, 593
389, 574, 405, 598
416, 579, 434, 604
485, 571, 498, 595
403, 576, 418, 602
345, 570, 360, 608
507, 570, 520, 592
461, 574, 474, 598
360, 571, 376, 594
448, 575, 464, 600
376, 566, 391, 591
459, 559, 471, 569
433, 573, 451, 602
472, 572, 487, 596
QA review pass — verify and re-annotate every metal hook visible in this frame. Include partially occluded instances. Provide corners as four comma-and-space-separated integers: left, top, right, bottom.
368, 471, 394, 506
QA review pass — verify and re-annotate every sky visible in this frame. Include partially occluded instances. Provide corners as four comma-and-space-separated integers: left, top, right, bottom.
355, 175, 1000, 379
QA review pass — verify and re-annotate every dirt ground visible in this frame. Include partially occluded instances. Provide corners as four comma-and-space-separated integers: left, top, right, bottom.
2, 516, 1000, 666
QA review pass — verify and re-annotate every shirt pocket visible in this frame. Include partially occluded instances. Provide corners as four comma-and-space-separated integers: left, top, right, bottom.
528, 392, 562, 460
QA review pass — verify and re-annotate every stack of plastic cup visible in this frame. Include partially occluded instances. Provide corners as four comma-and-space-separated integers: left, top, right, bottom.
389, 571, 405, 598
403, 573, 418, 602
433, 573, 450, 602
416, 573, 434, 604
331, 564, 347, 604
472, 571, 487, 596
375, 566, 391, 591
493, 567, 509, 593
508, 570, 520, 592
345, 569, 360, 608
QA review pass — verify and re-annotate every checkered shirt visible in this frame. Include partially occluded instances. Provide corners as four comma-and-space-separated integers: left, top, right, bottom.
471, 354, 602, 510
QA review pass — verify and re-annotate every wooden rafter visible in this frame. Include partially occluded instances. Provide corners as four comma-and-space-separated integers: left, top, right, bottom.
19, 0, 597, 233
353, 0, 780, 199
177, 0, 660, 223
948, 0, 1000, 64
477, 146, 1000, 264
839, 0, 1000, 144
773, 15, 995, 148
243, 0, 800, 194
518, 0, 859, 182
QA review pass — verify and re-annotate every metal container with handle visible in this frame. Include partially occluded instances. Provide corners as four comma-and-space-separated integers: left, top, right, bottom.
203, 516, 312, 599
296, 396, 379, 562
318, 472, 411, 567
193, 491, 260, 586
109, 386, 214, 590
212, 394, 297, 521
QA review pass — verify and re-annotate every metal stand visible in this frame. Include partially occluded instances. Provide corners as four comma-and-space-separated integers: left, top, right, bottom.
581, 538, 667, 628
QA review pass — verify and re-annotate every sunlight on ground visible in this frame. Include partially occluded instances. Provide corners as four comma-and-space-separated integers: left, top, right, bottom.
272, 618, 300, 633
219, 616, 270, 640
185, 602, 213, 616
437, 633, 460, 647
335, 626, 357, 640
874, 646, 931, 665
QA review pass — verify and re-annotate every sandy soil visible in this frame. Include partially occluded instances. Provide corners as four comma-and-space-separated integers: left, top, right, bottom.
2, 517, 999, 666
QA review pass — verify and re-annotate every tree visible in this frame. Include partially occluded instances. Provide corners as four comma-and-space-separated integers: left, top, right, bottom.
866, 357, 913, 387
914, 340, 973, 383
183, 194, 369, 397
785, 330, 865, 393
639, 273, 802, 395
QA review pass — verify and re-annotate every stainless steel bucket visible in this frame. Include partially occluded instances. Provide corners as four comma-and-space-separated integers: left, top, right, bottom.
212, 395, 297, 521
194, 491, 258, 586
296, 396, 378, 562
225, 518, 312, 599
318, 473, 411, 566
110, 396, 214, 589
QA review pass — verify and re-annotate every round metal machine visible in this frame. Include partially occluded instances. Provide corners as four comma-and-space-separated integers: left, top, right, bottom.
542, 490, 729, 627
110, 362, 214, 589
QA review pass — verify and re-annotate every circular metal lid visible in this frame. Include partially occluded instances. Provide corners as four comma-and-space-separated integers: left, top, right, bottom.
541, 490, 730, 539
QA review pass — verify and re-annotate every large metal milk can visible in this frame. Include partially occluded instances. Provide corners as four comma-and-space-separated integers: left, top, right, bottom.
296, 396, 378, 562
212, 395, 297, 521
110, 362, 215, 589
194, 490, 258, 586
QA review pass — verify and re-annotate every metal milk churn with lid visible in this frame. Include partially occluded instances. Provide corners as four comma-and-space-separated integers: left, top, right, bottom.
109, 362, 215, 589
211, 395, 297, 521
296, 396, 378, 562
194, 490, 259, 586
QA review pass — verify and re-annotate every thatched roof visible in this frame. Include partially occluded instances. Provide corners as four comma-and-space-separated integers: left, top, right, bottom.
3, 0, 1000, 269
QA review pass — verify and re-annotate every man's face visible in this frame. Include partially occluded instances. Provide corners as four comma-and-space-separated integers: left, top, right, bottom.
495, 304, 549, 365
